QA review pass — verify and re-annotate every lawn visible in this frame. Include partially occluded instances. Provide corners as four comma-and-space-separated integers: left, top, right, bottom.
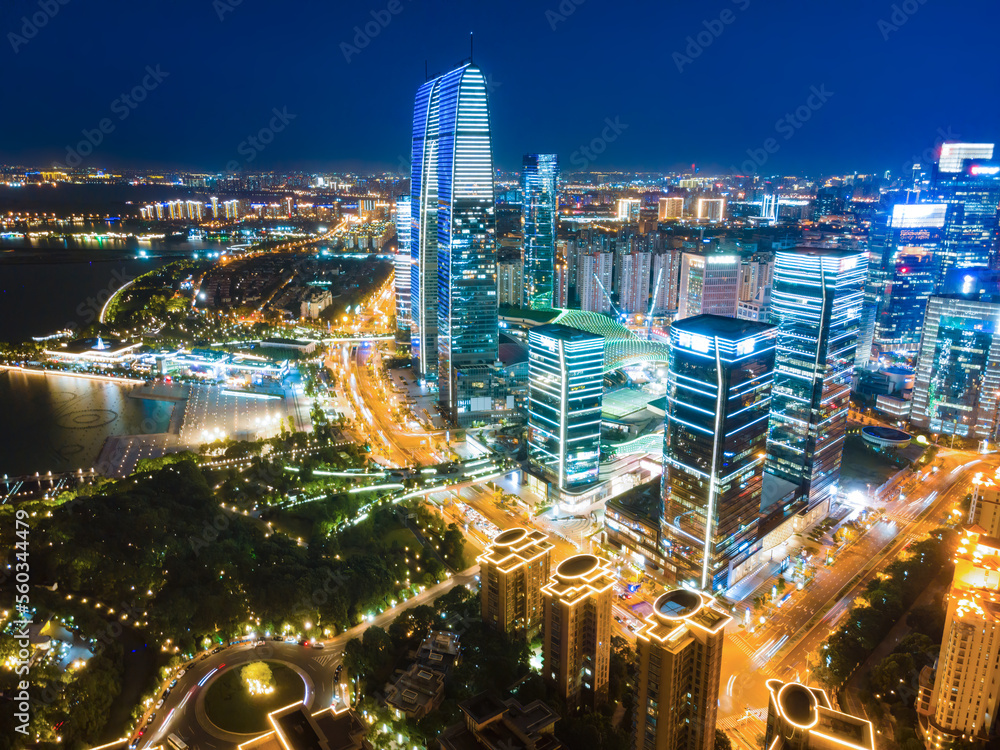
840, 434, 904, 493
204, 661, 305, 734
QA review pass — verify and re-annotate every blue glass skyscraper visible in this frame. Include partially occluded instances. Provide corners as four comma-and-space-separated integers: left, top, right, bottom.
522, 154, 559, 310
410, 62, 498, 419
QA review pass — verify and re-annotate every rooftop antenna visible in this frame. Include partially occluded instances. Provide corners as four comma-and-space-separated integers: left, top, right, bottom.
470, 31, 474, 64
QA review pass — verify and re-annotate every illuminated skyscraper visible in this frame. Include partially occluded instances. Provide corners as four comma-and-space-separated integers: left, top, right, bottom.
696, 198, 725, 222
661, 315, 777, 592
765, 680, 874, 750
528, 324, 604, 491
633, 590, 731, 750
617, 198, 641, 221
617, 252, 652, 314
937, 142, 995, 174
478, 527, 554, 639
677, 252, 740, 320
658, 196, 684, 221
410, 62, 498, 417
522, 154, 559, 310
497, 259, 523, 307
541, 554, 615, 712
766, 248, 865, 511
917, 529, 1000, 748
934, 156, 1000, 276
394, 194, 412, 333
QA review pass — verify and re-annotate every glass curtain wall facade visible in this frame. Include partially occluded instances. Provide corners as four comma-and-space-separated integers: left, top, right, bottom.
528, 324, 604, 490
661, 315, 777, 593
766, 248, 866, 511
874, 251, 938, 356
410, 63, 499, 416
934, 160, 1000, 279
522, 154, 559, 310
394, 194, 412, 334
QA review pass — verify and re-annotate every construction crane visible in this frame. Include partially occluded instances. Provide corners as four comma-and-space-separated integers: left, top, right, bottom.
592, 272, 625, 321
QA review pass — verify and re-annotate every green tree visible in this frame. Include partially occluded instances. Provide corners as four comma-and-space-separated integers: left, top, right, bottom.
870, 652, 915, 695
715, 729, 735, 750
242, 662, 275, 693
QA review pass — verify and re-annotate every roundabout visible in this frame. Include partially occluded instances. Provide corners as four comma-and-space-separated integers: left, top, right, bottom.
202, 661, 307, 734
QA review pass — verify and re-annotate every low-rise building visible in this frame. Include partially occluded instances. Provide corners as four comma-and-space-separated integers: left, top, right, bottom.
385, 664, 446, 721
439, 693, 564, 750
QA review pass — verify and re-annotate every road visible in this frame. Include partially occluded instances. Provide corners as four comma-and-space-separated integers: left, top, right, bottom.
135, 567, 480, 750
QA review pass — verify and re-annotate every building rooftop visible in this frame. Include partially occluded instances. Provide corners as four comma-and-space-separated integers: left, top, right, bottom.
529, 323, 603, 344
478, 528, 554, 574
636, 589, 732, 646
541, 554, 616, 604
440, 694, 564, 750
671, 314, 775, 340
238, 703, 370, 750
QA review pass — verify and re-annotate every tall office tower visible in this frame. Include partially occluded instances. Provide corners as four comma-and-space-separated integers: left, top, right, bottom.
661, 316, 777, 592
617, 198, 641, 221
677, 252, 740, 320
497, 259, 524, 307
541, 554, 615, 712
872, 251, 937, 357
617, 252, 652, 314
658, 196, 684, 221
917, 529, 1000, 747
410, 63, 498, 415
767, 248, 866, 511
579, 252, 614, 314
937, 142, 995, 174
478, 527, 554, 639
528, 324, 604, 491
765, 680, 875, 750
935, 156, 1000, 276
696, 198, 725, 222
633, 590, 731, 750
554, 262, 569, 307
210, 196, 219, 218
522, 154, 559, 310
813, 186, 850, 217
394, 195, 412, 333
910, 290, 1000, 441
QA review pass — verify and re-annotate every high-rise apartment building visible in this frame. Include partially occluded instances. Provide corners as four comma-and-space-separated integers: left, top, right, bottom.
767, 248, 865, 511
617, 198, 641, 221
522, 154, 559, 310
661, 315, 777, 592
651, 250, 682, 318
478, 527, 554, 640
394, 195, 412, 334
917, 529, 1000, 747
738, 256, 774, 302
617, 252, 652, 314
658, 196, 684, 221
497, 259, 524, 307
541, 554, 615, 712
410, 63, 499, 417
579, 252, 614, 314
677, 253, 740, 320
554, 262, 569, 307
910, 291, 1000, 441
765, 680, 874, 750
696, 198, 725, 222
528, 324, 604, 491
633, 590, 731, 750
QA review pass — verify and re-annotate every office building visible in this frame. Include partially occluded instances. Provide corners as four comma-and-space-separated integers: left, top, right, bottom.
541, 554, 615, 712
935, 157, 1000, 276
497, 259, 524, 307
617, 198, 641, 221
661, 315, 777, 591
477, 527, 554, 639
910, 291, 1000, 441
579, 252, 615, 314
618, 251, 652, 314
658, 196, 684, 221
765, 680, 874, 750
938, 142, 995, 174
917, 528, 1000, 748
872, 251, 937, 357
767, 248, 866, 510
528, 324, 604, 491
737, 286, 772, 322
410, 62, 499, 416
522, 154, 559, 310
633, 590, 731, 750
739, 256, 773, 302
696, 198, 725, 222
394, 195, 412, 333
677, 253, 740, 320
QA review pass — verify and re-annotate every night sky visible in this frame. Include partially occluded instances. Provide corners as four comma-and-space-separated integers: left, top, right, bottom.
2, 0, 998, 175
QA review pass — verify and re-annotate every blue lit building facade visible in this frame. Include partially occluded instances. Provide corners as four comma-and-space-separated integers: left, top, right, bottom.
934, 156, 1000, 278
522, 154, 559, 310
661, 315, 777, 592
394, 194, 412, 335
528, 324, 604, 491
766, 248, 866, 512
410, 63, 499, 418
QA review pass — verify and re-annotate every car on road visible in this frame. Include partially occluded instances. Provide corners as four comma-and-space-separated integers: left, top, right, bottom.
146, 713, 156, 725
155, 699, 164, 709
313, 641, 326, 649
170, 678, 178, 688
211, 646, 223, 654
334, 665, 343, 680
